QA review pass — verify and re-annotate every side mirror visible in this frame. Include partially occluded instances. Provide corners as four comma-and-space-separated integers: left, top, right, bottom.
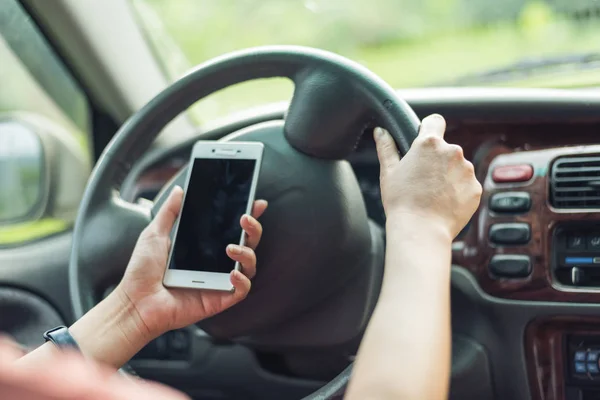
0, 120, 45, 223
0, 113, 91, 243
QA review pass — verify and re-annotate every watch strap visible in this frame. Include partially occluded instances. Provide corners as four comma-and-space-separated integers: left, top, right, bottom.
43, 326, 80, 351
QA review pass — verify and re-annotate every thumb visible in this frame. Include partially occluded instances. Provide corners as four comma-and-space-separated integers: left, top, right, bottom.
153, 186, 184, 236
373, 128, 400, 172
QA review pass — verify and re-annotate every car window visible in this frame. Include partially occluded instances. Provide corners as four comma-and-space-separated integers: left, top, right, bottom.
0, 0, 92, 246
133, 0, 600, 125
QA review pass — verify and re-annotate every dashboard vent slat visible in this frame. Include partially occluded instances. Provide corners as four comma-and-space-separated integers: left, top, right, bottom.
555, 166, 600, 174
554, 176, 600, 183
553, 195, 600, 202
554, 186, 600, 193
551, 155, 600, 209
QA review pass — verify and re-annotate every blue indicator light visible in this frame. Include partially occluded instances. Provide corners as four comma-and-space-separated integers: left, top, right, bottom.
565, 257, 594, 265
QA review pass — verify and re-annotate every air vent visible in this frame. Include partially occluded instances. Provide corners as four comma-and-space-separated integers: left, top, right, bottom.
551, 156, 600, 208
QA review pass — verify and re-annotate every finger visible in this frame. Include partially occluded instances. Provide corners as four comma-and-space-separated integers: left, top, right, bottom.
153, 186, 184, 236
373, 127, 400, 171
447, 144, 464, 160
251, 200, 268, 219
241, 214, 263, 249
229, 270, 251, 302
464, 159, 476, 176
226, 245, 257, 279
418, 114, 446, 139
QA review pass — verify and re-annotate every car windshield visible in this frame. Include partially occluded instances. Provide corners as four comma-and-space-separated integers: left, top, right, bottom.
132, 0, 600, 124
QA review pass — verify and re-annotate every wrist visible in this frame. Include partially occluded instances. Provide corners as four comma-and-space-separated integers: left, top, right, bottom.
380, 210, 454, 299
385, 210, 453, 244
113, 285, 164, 340
69, 287, 157, 369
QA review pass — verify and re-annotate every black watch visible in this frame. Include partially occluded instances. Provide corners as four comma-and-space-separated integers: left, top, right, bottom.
43, 326, 81, 351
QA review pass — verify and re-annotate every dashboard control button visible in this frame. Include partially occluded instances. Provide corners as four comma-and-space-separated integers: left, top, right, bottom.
576, 351, 587, 362
489, 255, 531, 278
589, 362, 600, 374
492, 164, 533, 183
489, 223, 531, 245
489, 192, 531, 213
588, 351, 600, 362
575, 362, 587, 374
568, 234, 586, 250
588, 234, 600, 249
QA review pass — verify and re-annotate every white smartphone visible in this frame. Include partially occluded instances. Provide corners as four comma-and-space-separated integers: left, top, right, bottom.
163, 141, 264, 292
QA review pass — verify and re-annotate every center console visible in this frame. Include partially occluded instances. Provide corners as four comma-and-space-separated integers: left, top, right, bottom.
452, 144, 600, 400
454, 146, 600, 303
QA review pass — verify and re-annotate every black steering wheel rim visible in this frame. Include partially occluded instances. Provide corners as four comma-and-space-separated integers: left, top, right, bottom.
69, 45, 420, 399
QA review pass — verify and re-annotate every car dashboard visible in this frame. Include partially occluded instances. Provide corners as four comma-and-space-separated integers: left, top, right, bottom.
117, 88, 600, 400
127, 115, 600, 236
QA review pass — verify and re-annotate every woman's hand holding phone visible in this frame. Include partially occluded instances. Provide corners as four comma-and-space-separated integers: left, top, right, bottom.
119, 186, 268, 337
67, 186, 267, 369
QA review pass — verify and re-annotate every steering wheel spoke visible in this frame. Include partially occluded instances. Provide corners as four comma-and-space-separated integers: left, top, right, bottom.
284, 66, 371, 159
284, 56, 419, 159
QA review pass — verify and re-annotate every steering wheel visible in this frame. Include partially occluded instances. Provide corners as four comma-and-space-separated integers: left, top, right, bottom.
69, 46, 420, 399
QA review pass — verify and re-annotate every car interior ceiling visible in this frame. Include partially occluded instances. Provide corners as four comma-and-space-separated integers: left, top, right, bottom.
6, 0, 600, 399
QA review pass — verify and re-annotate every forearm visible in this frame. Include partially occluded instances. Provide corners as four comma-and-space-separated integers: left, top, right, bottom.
345, 214, 452, 400
18, 288, 155, 371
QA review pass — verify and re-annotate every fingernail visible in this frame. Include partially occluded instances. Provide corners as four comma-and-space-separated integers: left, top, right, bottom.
423, 114, 444, 128
228, 244, 242, 255
373, 128, 383, 139
232, 270, 243, 280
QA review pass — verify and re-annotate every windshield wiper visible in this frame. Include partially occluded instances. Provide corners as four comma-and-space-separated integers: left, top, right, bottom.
445, 52, 600, 86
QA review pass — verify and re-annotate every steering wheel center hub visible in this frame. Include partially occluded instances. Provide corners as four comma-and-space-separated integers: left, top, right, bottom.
153, 121, 378, 346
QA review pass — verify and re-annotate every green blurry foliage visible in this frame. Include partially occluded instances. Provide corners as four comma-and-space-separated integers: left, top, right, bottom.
132, 0, 600, 124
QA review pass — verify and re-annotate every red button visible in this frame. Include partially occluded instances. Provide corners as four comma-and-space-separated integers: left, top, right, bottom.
492, 164, 533, 183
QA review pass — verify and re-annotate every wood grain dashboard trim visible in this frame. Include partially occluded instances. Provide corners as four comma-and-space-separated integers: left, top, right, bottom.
525, 316, 600, 400
453, 143, 600, 302
526, 317, 567, 400
524, 316, 600, 400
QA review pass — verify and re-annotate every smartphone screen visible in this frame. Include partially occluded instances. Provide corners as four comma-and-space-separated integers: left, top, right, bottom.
169, 158, 257, 273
